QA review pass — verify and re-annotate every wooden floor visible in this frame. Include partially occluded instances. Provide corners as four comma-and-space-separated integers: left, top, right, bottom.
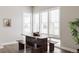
0, 44, 72, 53
0, 47, 72, 53
53, 47, 72, 53
19, 47, 72, 53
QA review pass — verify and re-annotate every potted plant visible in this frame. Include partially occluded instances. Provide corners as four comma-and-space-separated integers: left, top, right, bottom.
69, 18, 79, 52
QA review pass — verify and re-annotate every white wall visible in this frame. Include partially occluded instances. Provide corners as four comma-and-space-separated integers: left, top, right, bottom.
60, 6, 79, 52
0, 6, 32, 44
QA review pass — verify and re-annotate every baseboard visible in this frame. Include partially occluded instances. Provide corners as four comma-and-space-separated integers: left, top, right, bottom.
61, 46, 77, 53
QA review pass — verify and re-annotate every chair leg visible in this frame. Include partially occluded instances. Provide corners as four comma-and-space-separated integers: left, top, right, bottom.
19, 42, 24, 50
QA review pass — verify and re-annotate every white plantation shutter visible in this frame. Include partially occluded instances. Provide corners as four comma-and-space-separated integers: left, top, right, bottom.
40, 11, 48, 34
49, 8, 60, 36
33, 12, 39, 32
23, 13, 31, 34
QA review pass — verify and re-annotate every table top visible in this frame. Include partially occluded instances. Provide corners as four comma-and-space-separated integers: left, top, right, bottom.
21, 33, 48, 39
19, 33, 59, 44
21, 33, 60, 39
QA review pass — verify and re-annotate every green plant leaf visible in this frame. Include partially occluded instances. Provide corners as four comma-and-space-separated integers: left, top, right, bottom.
69, 18, 79, 44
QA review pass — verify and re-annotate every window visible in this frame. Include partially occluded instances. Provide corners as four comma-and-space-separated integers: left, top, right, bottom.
49, 8, 60, 36
40, 11, 48, 34
23, 13, 31, 34
33, 12, 39, 32
23, 7, 60, 38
